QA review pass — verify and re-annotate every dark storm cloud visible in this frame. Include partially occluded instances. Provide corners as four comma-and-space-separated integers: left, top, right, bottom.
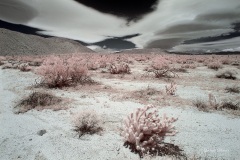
91, 38, 136, 50
146, 38, 183, 49
73, 0, 159, 22
157, 23, 222, 35
183, 22, 240, 44
0, 0, 37, 23
195, 11, 240, 21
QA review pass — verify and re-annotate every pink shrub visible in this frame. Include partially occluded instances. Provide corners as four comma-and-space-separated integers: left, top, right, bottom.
151, 58, 169, 70
181, 64, 196, 69
121, 105, 178, 153
109, 63, 131, 74
36, 56, 89, 88
207, 61, 223, 70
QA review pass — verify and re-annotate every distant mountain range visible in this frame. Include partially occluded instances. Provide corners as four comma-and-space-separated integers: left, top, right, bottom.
0, 28, 94, 56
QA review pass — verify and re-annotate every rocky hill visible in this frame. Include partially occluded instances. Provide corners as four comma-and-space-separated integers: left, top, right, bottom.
0, 28, 94, 56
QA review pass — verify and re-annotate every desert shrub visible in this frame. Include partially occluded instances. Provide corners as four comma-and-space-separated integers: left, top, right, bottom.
87, 62, 98, 70
165, 82, 177, 95
180, 64, 196, 69
29, 61, 42, 67
225, 85, 240, 93
220, 101, 239, 110
192, 99, 209, 112
207, 62, 223, 70
18, 63, 31, 72
36, 56, 92, 88
133, 87, 160, 98
193, 94, 220, 112
208, 94, 219, 110
173, 68, 187, 73
16, 91, 62, 113
153, 69, 178, 79
151, 60, 169, 70
0, 61, 4, 66
216, 70, 237, 80
109, 63, 130, 74
73, 110, 103, 138
121, 105, 178, 154
221, 58, 231, 65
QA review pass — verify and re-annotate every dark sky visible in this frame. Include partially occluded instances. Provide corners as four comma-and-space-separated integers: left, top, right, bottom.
1, 0, 240, 52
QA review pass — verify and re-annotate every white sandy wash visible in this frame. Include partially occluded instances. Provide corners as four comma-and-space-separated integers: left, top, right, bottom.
1, 67, 240, 160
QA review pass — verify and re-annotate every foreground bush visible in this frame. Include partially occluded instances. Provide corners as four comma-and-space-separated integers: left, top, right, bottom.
73, 110, 103, 138
16, 91, 62, 113
225, 85, 240, 93
121, 105, 178, 154
36, 56, 92, 88
216, 70, 237, 80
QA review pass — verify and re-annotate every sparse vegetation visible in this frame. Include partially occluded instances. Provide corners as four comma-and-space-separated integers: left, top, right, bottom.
73, 110, 103, 138
165, 82, 177, 95
153, 69, 178, 79
207, 62, 223, 70
225, 85, 240, 93
109, 63, 131, 74
216, 70, 237, 80
192, 99, 209, 112
18, 63, 31, 72
16, 91, 62, 113
220, 101, 239, 110
132, 86, 161, 98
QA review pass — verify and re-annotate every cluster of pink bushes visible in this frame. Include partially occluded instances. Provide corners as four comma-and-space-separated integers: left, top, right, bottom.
36, 56, 89, 88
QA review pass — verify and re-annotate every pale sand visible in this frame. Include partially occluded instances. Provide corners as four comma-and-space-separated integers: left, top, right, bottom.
1, 60, 240, 160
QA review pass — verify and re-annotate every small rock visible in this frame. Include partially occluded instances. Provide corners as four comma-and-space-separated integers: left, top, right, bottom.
37, 130, 47, 136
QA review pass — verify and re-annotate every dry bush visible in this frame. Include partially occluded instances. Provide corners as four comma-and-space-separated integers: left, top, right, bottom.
192, 94, 239, 112
131, 87, 162, 100
153, 69, 178, 79
225, 85, 240, 93
165, 82, 177, 95
109, 63, 131, 74
121, 105, 178, 155
207, 62, 223, 70
172, 68, 187, 73
208, 94, 219, 110
36, 56, 93, 88
180, 64, 196, 69
221, 58, 231, 65
16, 91, 62, 113
0, 61, 4, 66
220, 101, 239, 110
192, 94, 219, 112
73, 110, 103, 138
87, 62, 99, 70
29, 61, 42, 67
192, 99, 209, 112
151, 60, 169, 70
18, 63, 31, 72
216, 70, 237, 80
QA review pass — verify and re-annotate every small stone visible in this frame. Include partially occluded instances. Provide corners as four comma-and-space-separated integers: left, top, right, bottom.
37, 130, 47, 136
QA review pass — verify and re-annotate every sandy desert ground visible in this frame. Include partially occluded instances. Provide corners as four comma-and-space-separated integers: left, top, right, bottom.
0, 53, 240, 160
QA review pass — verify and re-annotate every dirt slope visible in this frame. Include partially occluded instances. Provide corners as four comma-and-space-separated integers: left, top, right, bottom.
0, 28, 94, 56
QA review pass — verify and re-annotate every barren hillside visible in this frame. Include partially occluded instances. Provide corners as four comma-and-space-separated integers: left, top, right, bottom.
0, 28, 94, 56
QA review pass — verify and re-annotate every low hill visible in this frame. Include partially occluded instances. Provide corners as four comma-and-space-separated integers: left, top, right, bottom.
0, 28, 94, 56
